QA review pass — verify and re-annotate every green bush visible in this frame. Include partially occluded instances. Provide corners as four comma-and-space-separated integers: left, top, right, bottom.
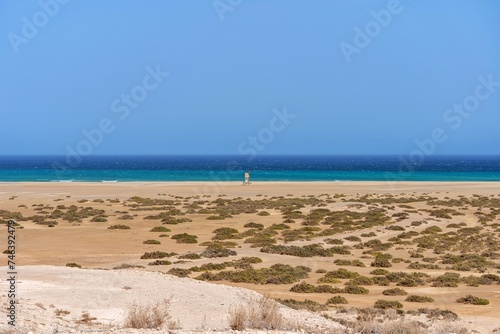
212, 227, 241, 240
382, 288, 407, 296
167, 268, 191, 277
201, 243, 237, 258
149, 226, 171, 232
66, 263, 82, 268
326, 296, 348, 305
90, 216, 108, 222
334, 259, 365, 267
290, 282, 341, 294
140, 251, 177, 259
371, 255, 392, 268
406, 295, 434, 303
432, 272, 460, 287
257, 211, 270, 216
260, 244, 350, 257
244, 222, 264, 230
343, 285, 369, 295
324, 238, 344, 245
385, 225, 405, 231
318, 268, 359, 281
108, 224, 131, 230
346, 276, 373, 286
196, 264, 311, 284
344, 236, 362, 242
143, 239, 161, 245
456, 295, 489, 305
171, 233, 198, 244
374, 300, 403, 309
148, 260, 172, 266
178, 253, 202, 260
370, 269, 390, 276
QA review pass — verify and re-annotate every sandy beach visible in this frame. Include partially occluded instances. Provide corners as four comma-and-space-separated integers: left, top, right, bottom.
1, 181, 499, 333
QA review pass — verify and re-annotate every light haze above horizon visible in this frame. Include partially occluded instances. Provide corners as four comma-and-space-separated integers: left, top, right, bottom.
1, 0, 499, 156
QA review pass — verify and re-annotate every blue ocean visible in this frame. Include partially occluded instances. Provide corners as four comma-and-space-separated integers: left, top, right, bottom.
0, 155, 499, 182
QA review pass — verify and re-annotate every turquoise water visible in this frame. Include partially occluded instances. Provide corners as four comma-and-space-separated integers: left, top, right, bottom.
0, 155, 499, 182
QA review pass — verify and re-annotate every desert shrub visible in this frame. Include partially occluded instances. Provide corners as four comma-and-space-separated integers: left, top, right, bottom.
276, 299, 326, 312
318, 268, 359, 281
201, 243, 237, 258
257, 211, 270, 216
113, 263, 145, 269
171, 233, 198, 244
140, 251, 177, 260
374, 300, 403, 309
148, 260, 172, 266
370, 269, 390, 276
421, 226, 443, 234
261, 244, 350, 257
324, 238, 344, 245
371, 254, 392, 268
334, 259, 365, 267
123, 299, 173, 329
382, 288, 407, 296
108, 224, 131, 230
196, 264, 310, 284
90, 216, 108, 222
178, 253, 202, 260
143, 239, 161, 245
315, 269, 327, 274
244, 222, 264, 230
386, 225, 406, 231
406, 295, 434, 303
167, 268, 191, 277
345, 236, 362, 242
361, 232, 377, 238
244, 232, 277, 247
456, 295, 489, 305
119, 214, 134, 220
441, 253, 491, 271
408, 262, 440, 270
326, 296, 348, 305
190, 262, 228, 272
343, 285, 369, 294
398, 231, 419, 239
282, 227, 321, 242
150, 226, 170, 232
212, 227, 241, 240
372, 276, 391, 286
411, 220, 425, 226
290, 282, 340, 294
432, 272, 460, 287
346, 276, 373, 286
268, 223, 290, 231
66, 263, 81, 268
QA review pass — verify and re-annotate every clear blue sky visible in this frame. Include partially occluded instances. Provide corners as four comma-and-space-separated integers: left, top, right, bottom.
1, 0, 499, 155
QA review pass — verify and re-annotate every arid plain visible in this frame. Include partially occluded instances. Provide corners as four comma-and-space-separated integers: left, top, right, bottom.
1, 182, 500, 333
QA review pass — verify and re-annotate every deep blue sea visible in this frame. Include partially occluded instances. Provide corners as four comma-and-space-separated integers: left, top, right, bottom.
0, 155, 499, 182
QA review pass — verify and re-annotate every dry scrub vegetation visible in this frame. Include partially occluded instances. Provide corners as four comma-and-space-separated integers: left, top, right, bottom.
5, 189, 500, 331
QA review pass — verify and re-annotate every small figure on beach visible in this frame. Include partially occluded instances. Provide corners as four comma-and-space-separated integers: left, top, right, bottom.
244, 171, 251, 185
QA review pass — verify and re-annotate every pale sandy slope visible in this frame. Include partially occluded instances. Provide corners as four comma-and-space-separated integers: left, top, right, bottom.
0, 265, 343, 333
